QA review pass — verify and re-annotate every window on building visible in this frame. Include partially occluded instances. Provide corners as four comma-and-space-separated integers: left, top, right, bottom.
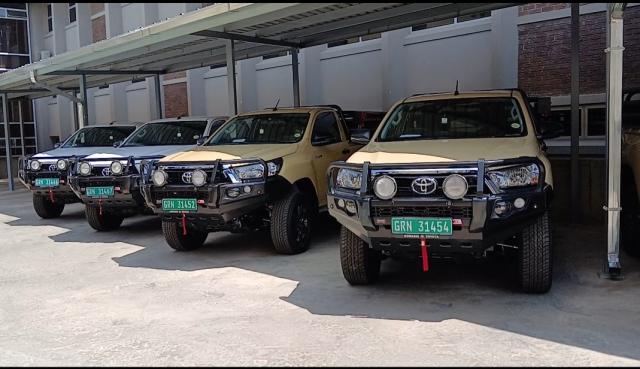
68, 3, 76, 24
457, 10, 491, 23
586, 107, 606, 136
0, 18, 29, 54
262, 50, 289, 60
47, 3, 53, 32
327, 33, 381, 48
411, 11, 491, 32
550, 108, 582, 137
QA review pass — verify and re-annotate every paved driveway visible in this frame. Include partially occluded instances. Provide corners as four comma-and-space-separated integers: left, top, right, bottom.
1, 187, 639, 366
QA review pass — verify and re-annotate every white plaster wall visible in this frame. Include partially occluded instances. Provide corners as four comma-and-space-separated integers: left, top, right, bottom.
64, 24, 79, 51
158, 3, 186, 21
255, 58, 294, 110
203, 69, 230, 116
93, 89, 113, 124
121, 3, 145, 33
125, 83, 152, 123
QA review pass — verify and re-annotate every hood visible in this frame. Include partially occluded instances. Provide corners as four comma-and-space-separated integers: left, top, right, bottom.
80, 145, 198, 172
31, 146, 122, 162
348, 137, 540, 164
161, 144, 299, 162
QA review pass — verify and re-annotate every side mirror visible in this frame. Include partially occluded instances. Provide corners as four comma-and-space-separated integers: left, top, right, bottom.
196, 136, 208, 146
350, 128, 371, 145
112, 140, 122, 148
53, 142, 61, 148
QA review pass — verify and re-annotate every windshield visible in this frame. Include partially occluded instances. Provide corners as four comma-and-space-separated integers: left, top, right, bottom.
378, 97, 527, 142
207, 113, 309, 145
123, 121, 208, 146
62, 126, 135, 148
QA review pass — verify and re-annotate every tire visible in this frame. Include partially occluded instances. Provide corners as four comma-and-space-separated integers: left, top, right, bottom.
340, 226, 381, 285
32, 194, 65, 219
517, 211, 552, 293
621, 172, 640, 257
162, 219, 208, 251
270, 190, 313, 255
85, 205, 124, 231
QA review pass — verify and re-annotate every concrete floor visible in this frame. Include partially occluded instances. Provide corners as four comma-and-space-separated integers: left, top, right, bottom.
1, 186, 639, 366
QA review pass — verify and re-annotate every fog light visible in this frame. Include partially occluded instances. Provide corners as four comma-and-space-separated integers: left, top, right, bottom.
373, 175, 397, 200
494, 201, 511, 216
110, 160, 124, 175
243, 185, 251, 193
79, 162, 92, 176
514, 197, 526, 209
56, 159, 68, 171
337, 199, 345, 209
344, 200, 357, 215
30, 160, 41, 171
227, 187, 241, 198
443, 174, 468, 200
191, 169, 207, 187
151, 170, 167, 187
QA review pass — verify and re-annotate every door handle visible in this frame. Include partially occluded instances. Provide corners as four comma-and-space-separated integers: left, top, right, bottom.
342, 148, 351, 155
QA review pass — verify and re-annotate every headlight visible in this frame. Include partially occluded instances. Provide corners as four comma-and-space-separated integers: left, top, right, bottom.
79, 162, 92, 176
191, 169, 207, 187
336, 168, 362, 189
29, 160, 41, 171
231, 163, 265, 180
56, 159, 68, 171
110, 161, 124, 175
152, 170, 168, 187
373, 175, 397, 200
487, 164, 540, 189
443, 174, 468, 200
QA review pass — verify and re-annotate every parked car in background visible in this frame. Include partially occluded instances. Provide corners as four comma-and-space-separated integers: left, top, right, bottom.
17, 122, 139, 218
327, 89, 560, 293
342, 110, 387, 132
141, 105, 363, 254
68, 116, 227, 231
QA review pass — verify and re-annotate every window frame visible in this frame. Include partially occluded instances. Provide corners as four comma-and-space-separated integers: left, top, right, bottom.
68, 2, 76, 24
46, 3, 53, 32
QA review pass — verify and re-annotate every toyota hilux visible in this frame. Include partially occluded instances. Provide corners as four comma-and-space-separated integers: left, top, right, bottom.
68, 116, 227, 231
18, 122, 139, 218
141, 106, 361, 254
327, 90, 558, 293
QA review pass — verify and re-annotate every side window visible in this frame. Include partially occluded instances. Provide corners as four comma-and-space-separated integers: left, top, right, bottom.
312, 112, 342, 145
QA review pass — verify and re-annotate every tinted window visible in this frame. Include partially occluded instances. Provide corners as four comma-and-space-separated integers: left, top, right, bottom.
123, 121, 208, 146
208, 113, 309, 145
378, 98, 526, 142
63, 126, 136, 148
587, 108, 606, 136
312, 112, 342, 144
550, 109, 581, 137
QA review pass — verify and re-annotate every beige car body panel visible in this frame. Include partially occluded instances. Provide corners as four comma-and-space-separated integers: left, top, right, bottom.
159, 107, 360, 207
346, 90, 553, 187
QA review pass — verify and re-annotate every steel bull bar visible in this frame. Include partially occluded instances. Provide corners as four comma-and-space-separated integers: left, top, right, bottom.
18, 154, 82, 204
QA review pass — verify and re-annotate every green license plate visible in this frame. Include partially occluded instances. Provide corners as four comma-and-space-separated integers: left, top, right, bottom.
86, 186, 114, 198
35, 178, 59, 187
391, 217, 453, 236
162, 198, 197, 212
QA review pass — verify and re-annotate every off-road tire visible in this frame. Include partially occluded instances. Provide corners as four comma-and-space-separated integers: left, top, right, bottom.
162, 220, 208, 251
33, 194, 65, 219
340, 226, 381, 285
85, 205, 124, 231
518, 211, 552, 293
270, 190, 313, 255
621, 171, 640, 257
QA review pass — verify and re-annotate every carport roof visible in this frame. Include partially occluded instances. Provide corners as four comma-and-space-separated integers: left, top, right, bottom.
0, 2, 516, 99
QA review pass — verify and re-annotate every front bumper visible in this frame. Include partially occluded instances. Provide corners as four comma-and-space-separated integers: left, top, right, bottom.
18, 156, 80, 203
69, 174, 144, 209
140, 159, 268, 231
327, 158, 552, 257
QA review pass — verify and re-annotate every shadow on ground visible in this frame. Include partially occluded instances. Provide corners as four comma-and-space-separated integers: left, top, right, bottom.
2, 186, 640, 360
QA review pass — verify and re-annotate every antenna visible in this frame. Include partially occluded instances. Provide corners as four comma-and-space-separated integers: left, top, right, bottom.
454, 80, 459, 96
272, 98, 280, 111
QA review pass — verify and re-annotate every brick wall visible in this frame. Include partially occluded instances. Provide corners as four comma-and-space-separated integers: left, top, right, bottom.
91, 15, 106, 43
90, 3, 104, 15
518, 6, 640, 96
163, 82, 189, 118
519, 3, 569, 17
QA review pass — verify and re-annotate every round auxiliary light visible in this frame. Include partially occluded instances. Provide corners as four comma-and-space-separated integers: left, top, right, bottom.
110, 160, 124, 175
78, 161, 92, 176
373, 175, 397, 200
191, 169, 207, 187
152, 170, 168, 187
442, 174, 468, 200
514, 197, 526, 209
56, 159, 68, 171
29, 160, 41, 171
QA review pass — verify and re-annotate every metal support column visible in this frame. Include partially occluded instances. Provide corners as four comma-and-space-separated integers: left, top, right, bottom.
72, 90, 79, 132
154, 74, 163, 119
603, 3, 626, 279
79, 74, 88, 128
226, 39, 238, 115
2, 93, 14, 191
570, 3, 580, 224
18, 99, 25, 155
291, 48, 300, 107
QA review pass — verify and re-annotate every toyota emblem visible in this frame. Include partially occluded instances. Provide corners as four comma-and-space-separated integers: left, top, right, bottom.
48, 164, 57, 172
411, 177, 438, 195
101, 167, 111, 176
182, 171, 193, 184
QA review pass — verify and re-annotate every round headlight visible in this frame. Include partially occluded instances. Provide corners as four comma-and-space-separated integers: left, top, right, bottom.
192, 169, 207, 187
29, 160, 41, 171
373, 175, 397, 200
443, 174, 468, 200
56, 159, 68, 171
152, 170, 168, 187
110, 161, 124, 175
79, 162, 92, 176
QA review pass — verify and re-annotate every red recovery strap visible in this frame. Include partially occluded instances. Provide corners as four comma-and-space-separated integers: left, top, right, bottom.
48, 187, 55, 203
98, 199, 102, 216
420, 237, 429, 272
182, 212, 187, 236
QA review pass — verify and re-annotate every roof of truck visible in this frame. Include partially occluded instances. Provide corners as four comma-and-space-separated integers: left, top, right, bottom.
145, 116, 228, 124
403, 89, 526, 104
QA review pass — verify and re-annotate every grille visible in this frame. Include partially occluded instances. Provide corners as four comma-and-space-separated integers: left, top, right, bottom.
387, 174, 479, 198
371, 206, 473, 218
164, 168, 227, 186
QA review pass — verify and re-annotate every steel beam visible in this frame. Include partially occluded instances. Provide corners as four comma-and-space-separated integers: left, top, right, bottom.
226, 39, 238, 115
79, 74, 88, 128
291, 48, 300, 107
45, 69, 164, 76
29, 71, 85, 105
2, 93, 14, 191
18, 99, 25, 156
570, 3, 580, 224
154, 74, 163, 119
192, 30, 301, 48
72, 90, 79, 132
602, 3, 626, 280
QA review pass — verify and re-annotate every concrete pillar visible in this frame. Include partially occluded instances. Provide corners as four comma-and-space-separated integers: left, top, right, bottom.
187, 67, 208, 116
490, 7, 518, 89
381, 28, 409, 110
76, 3, 92, 47
237, 58, 260, 113
300, 45, 325, 106
105, 3, 123, 38
226, 40, 238, 115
